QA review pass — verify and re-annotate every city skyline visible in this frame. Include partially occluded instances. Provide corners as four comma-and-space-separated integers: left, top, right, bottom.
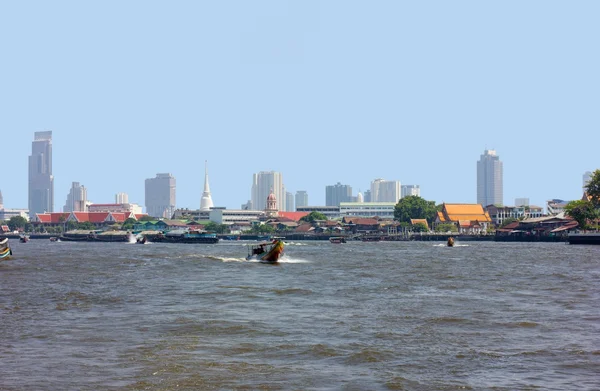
0, 136, 595, 214
2, 2, 599, 212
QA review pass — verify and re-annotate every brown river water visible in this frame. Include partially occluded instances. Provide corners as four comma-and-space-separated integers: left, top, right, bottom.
1, 239, 599, 390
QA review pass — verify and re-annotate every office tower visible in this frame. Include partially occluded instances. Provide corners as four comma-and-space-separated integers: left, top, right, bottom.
583, 171, 592, 189
28, 131, 54, 217
401, 185, 420, 198
477, 149, 503, 207
370, 179, 401, 202
251, 171, 285, 211
115, 193, 129, 204
63, 182, 88, 212
145, 173, 176, 218
326, 182, 353, 206
295, 191, 308, 210
363, 190, 371, 202
0, 189, 3, 210
515, 198, 529, 207
200, 161, 214, 211
285, 192, 294, 212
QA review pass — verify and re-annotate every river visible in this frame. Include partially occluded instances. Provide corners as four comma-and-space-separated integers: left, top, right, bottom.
1, 239, 598, 390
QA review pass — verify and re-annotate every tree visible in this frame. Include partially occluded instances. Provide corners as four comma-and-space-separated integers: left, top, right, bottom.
7, 216, 28, 232
565, 199, 598, 230
122, 218, 137, 231
138, 215, 155, 221
411, 222, 429, 232
434, 223, 458, 233
299, 211, 327, 223
393, 196, 438, 224
204, 222, 229, 234
585, 169, 600, 208
500, 217, 518, 228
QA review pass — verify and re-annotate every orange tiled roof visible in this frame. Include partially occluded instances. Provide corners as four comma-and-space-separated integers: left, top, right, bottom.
441, 204, 491, 223
411, 219, 429, 228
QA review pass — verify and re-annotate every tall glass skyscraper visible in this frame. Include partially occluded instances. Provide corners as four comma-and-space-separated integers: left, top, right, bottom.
145, 173, 176, 218
28, 131, 54, 217
295, 191, 308, 209
325, 182, 352, 206
477, 149, 503, 207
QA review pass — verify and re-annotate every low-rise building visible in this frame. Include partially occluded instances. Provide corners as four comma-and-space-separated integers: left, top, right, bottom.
435, 203, 492, 234
486, 205, 544, 226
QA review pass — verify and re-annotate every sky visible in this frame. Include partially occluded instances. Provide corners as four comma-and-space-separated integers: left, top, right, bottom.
1, 1, 599, 212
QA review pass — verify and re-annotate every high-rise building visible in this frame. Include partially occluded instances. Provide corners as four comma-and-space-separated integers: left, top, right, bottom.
326, 182, 352, 206
0, 189, 3, 210
363, 190, 371, 202
115, 192, 129, 204
583, 171, 592, 189
200, 161, 214, 211
251, 171, 285, 211
145, 173, 176, 218
401, 185, 420, 198
63, 182, 88, 212
477, 149, 503, 207
28, 131, 54, 217
370, 179, 401, 202
295, 191, 308, 210
285, 192, 294, 212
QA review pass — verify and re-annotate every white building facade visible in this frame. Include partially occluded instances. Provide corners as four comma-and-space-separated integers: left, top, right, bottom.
370, 179, 401, 203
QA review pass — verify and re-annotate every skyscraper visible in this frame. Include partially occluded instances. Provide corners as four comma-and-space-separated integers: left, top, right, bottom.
295, 191, 308, 209
63, 182, 88, 212
251, 171, 285, 211
370, 179, 401, 202
200, 161, 214, 211
115, 193, 129, 204
285, 192, 294, 212
145, 173, 176, 218
28, 131, 54, 217
477, 149, 503, 207
401, 185, 420, 198
326, 182, 352, 206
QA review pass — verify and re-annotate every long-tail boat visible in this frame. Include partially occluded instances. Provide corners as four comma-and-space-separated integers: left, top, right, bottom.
0, 238, 13, 260
246, 239, 285, 264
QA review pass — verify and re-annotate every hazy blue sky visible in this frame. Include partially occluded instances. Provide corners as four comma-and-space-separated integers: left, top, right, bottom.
2, 1, 598, 212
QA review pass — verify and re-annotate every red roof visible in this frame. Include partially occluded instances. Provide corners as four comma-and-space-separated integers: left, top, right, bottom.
35, 212, 71, 224
278, 211, 310, 222
1, 225, 10, 233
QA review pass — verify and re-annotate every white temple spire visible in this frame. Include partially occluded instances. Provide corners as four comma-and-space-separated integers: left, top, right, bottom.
200, 160, 214, 211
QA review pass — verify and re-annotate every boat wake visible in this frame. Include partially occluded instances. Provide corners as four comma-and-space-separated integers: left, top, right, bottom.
277, 254, 310, 263
205, 255, 247, 263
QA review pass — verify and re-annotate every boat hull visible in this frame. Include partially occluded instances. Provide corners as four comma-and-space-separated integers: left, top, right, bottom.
0, 239, 12, 260
247, 240, 284, 263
